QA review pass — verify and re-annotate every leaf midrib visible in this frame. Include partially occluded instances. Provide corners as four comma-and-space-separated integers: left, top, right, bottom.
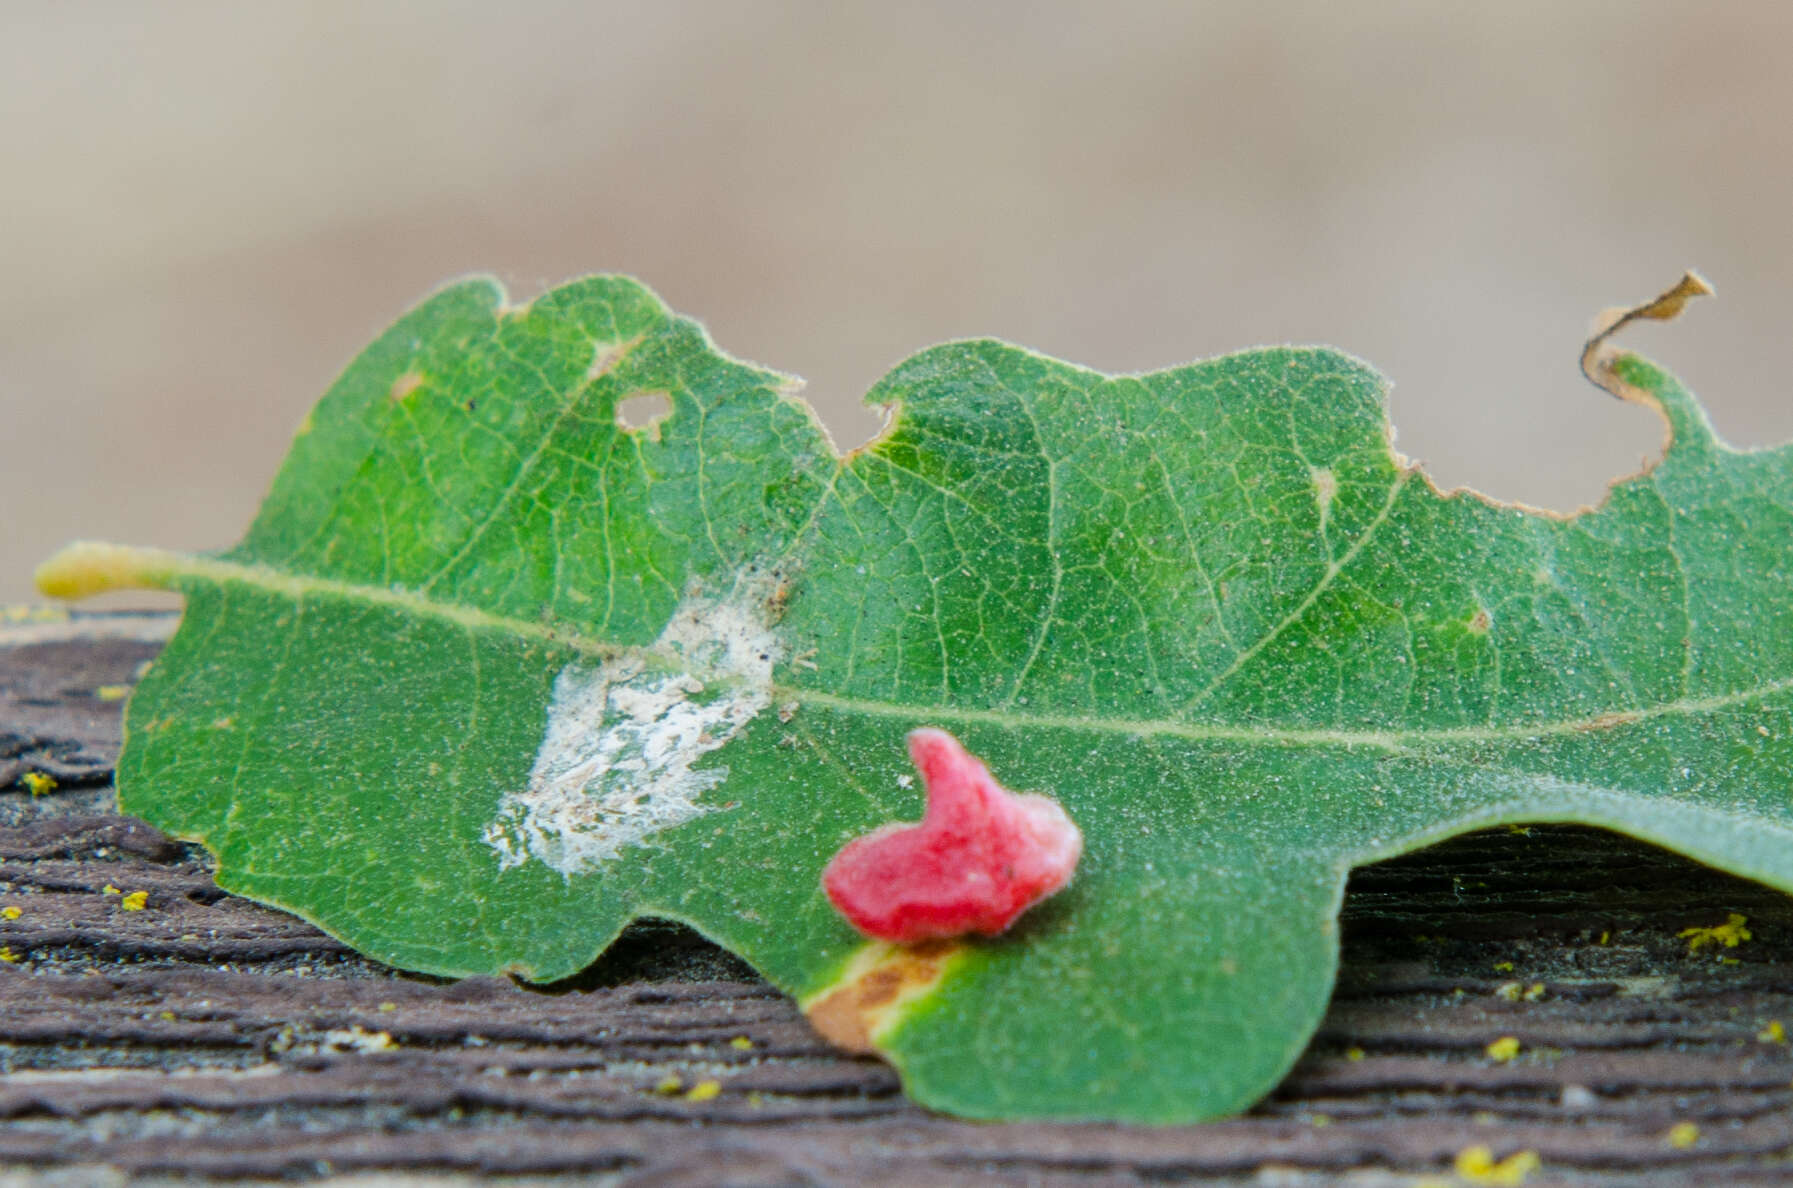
148, 550, 1791, 755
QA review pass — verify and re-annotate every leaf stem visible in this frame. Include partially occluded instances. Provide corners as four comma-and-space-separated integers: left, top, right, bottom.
35, 541, 184, 599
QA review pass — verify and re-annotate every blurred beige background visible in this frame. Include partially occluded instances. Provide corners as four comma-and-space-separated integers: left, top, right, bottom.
5, 1, 1792, 607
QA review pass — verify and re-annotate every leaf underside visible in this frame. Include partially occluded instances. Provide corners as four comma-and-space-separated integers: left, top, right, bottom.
50, 275, 1793, 1124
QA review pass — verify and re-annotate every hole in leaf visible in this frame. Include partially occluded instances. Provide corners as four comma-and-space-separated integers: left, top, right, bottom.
616, 392, 672, 439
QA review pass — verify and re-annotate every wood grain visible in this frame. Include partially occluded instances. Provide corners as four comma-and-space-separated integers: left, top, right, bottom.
4, 614, 1793, 1184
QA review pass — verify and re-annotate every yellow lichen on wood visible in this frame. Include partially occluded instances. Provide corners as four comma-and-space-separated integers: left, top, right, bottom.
21, 772, 56, 797
1485, 1036, 1521, 1062
1680, 913, 1751, 954
684, 1079, 722, 1102
120, 890, 148, 911
1454, 1145, 1541, 1186
1665, 1121, 1700, 1149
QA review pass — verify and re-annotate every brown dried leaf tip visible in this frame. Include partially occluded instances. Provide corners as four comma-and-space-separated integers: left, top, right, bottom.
1580, 270, 1713, 402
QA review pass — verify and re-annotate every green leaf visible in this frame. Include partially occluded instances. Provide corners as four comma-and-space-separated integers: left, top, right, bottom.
37, 273, 1793, 1124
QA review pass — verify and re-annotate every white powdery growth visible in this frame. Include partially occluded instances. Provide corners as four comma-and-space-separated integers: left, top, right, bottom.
483, 592, 781, 876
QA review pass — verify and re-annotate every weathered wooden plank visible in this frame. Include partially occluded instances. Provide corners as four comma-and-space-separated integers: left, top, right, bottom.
4, 615, 1793, 1184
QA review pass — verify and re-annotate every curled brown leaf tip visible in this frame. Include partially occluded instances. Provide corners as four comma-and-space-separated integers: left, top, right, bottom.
1581, 271, 1714, 402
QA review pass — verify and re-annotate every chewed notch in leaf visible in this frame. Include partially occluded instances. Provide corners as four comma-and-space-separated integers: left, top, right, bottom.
822, 728, 1083, 942
33, 269, 1793, 1125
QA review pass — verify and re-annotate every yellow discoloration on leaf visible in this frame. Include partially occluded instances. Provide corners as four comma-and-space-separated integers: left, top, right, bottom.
1485, 1036, 1521, 1062
21, 772, 56, 797
684, 1079, 722, 1102
1454, 1145, 1540, 1186
1680, 913, 1751, 953
801, 937, 966, 1054
120, 890, 148, 911
1665, 1121, 1700, 1149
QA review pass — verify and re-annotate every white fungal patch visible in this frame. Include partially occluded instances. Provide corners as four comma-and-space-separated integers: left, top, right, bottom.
482, 587, 782, 876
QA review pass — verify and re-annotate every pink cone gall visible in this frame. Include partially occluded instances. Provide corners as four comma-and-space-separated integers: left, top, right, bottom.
821, 728, 1083, 943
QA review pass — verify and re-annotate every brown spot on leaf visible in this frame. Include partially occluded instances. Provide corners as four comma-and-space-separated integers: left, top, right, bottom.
388, 371, 425, 402
1575, 710, 1642, 732
803, 938, 963, 1054
587, 334, 644, 382
1468, 608, 1491, 634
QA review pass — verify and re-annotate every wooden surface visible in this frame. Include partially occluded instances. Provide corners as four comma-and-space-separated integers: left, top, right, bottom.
6, 614, 1793, 1185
